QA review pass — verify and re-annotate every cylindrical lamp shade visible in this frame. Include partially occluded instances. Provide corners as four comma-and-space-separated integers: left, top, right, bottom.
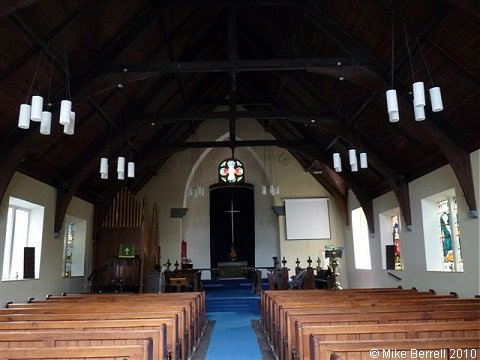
118, 171, 125, 180
413, 81, 425, 107
333, 153, 341, 169
429, 87, 443, 112
40, 111, 52, 135
261, 185, 267, 195
18, 104, 31, 129
388, 111, 400, 123
63, 111, 75, 135
59, 100, 72, 125
386, 89, 399, 114
414, 104, 426, 121
275, 185, 280, 195
360, 152, 368, 168
117, 156, 125, 173
100, 157, 108, 178
269, 184, 275, 196
349, 149, 357, 165
30, 95, 43, 122
351, 163, 358, 172
127, 161, 135, 178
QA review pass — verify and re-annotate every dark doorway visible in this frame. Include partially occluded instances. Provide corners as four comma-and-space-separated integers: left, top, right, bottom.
210, 184, 255, 268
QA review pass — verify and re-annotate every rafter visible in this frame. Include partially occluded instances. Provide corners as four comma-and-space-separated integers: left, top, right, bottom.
105, 57, 366, 74
0, 0, 39, 17
53, 16, 226, 234
300, 0, 476, 223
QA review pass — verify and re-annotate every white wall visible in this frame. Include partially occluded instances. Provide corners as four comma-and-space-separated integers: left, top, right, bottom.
0, 173, 94, 305
138, 118, 347, 281
346, 150, 480, 297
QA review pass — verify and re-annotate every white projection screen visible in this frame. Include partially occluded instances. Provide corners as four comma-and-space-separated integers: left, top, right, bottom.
284, 198, 331, 240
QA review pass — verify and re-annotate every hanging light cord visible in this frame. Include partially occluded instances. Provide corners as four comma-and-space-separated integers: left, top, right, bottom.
404, 24, 416, 83
416, 36, 434, 86
45, 43, 54, 109
26, 51, 45, 103
65, 48, 71, 100
390, 4, 395, 89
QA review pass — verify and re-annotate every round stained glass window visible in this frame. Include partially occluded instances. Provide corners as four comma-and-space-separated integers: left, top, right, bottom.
218, 159, 244, 183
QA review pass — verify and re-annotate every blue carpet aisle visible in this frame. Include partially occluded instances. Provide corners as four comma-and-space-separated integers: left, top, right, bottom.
202, 279, 266, 360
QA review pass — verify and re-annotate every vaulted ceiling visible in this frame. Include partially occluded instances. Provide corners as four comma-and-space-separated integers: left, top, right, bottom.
0, 0, 478, 234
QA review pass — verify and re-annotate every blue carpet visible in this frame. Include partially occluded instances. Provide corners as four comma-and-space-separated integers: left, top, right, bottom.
204, 280, 264, 360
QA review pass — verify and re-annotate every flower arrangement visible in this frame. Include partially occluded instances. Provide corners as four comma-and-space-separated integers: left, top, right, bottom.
229, 243, 237, 261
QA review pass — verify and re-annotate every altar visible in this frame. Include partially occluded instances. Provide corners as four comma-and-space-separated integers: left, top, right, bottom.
216, 261, 248, 279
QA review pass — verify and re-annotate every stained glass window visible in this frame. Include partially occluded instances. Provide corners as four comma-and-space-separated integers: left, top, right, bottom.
391, 215, 402, 270
437, 197, 463, 272
218, 159, 244, 183
63, 222, 74, 277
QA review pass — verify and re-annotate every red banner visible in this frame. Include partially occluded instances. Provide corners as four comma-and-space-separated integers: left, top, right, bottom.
181, 240, 187, 258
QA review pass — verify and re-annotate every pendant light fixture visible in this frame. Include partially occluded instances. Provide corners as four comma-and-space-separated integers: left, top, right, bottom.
127, 161, 135, 178
117, 156, 125, 180
333, 152, 342, 172
261, 131, 280, 196
17, 45, 77, 135
100, 157, 108, 179
385, 10, 444, 123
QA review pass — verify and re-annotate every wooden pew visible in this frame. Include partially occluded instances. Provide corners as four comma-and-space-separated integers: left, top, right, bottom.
296, 321, 480, 360
19, 291, 206, 339
284, 304, 480, 358
0, 306, 189, 357
309, 337, 480, 360
271, 293, 463, 354
50, 291, 206, 342
260, 288, 422, 332
0, 317, 180, 360
260, 289, 479, 360
0, 344, 150, 359
0, 329, 167, 359
281, 300, 480, 360
3, 292, 207, 358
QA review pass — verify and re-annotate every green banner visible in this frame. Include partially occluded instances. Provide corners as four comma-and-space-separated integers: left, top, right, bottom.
119, 244, 135, 258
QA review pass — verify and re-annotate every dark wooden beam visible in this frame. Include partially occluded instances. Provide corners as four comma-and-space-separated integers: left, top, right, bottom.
421, 114, 478, 217
444, 0, 480, 17
138, 110, 336, 123
105, 57, 366, 74
0, 0, 38, 17
380, 0, 479, 87
10, 12, 70, 76
241, 21, 410, 231
228, 5, 238, 150
53, 17, 225, 234
300, 0, 476, 226
164, 0, 295, 6
159, 16, 188, 107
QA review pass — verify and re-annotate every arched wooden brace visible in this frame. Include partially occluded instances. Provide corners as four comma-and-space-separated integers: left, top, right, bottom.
421, 117, 478, 218
0, 131, 36, 206
319, 123, 413, 229
295, 143, 375, 233
53, 114, 161, 235
300, 0, 473, 223
289, 149, 349, 226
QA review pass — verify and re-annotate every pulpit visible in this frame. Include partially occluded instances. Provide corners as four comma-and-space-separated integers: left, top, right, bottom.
217, 261, 248, 279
